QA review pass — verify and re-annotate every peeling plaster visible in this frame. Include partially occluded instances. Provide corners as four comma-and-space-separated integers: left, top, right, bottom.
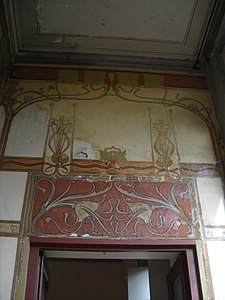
74, 138, 96, 159
5, 104, 49, 157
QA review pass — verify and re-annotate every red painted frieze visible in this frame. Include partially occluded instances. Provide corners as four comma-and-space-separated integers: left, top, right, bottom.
30, 177, 195, 238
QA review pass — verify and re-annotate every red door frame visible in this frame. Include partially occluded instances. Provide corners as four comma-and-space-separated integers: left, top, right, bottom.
25, 237, 203, 300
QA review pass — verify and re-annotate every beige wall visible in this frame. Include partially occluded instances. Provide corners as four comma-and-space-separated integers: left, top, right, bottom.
0, 72, 224, 299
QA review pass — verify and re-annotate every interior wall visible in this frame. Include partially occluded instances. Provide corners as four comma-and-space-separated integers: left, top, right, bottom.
207, 52, 225, 169
46, 258, 170, 300
47, 259, 136, 300
0, 0, 11, 105
148, 260, 170, 300
0, 70, 224, 300
206, 53, 225, 300
0, 237, 18, 300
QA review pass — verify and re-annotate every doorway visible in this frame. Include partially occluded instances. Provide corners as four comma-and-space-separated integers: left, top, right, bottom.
42, 251, 179, 300
25, 238, 202, 300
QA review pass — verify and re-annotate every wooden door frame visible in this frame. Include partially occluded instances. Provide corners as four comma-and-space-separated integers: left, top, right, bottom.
167, 253, 192, 300
25, 237, 203, 300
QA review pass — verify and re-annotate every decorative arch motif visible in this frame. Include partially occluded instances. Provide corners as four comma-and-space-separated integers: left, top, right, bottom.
1, 72, 221, 177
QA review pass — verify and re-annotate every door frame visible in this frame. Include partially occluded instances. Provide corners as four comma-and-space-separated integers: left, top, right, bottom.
25, 237, 203, 300
167, 253, 192, 300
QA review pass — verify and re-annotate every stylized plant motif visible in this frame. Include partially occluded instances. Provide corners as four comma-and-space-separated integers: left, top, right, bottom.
44, 117, 73, 176
32, 179, 192, 237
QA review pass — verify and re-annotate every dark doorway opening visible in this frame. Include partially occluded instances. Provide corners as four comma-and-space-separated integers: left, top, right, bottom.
25, 238, 202, 300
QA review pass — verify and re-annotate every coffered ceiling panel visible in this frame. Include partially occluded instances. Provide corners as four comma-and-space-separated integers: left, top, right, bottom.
4, 0, 224, 71
39, 0, 194, 42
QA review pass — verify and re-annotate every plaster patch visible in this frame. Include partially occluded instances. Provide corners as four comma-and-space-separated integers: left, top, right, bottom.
74, 139, 96, 159
197, 177, 225, 225
0, 171, 28, 220
173, 108, 216, 163
205, 227, 225, 239
5, 104, 49, 157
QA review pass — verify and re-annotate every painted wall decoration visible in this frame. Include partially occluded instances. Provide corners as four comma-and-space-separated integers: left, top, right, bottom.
28, 176, 199, 239
43, 104, 76, 176
0, 72, 220, 179
99, 145, 127, 162
0, 221, 20, 236
150, 109, 180, 180
0, 70, 224, 299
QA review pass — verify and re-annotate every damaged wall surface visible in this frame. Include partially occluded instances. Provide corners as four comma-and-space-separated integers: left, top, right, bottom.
0, 70, 225, 300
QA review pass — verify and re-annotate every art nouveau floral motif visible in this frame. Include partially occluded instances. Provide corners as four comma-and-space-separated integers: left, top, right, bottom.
2, 72, 220, 174
150, 110, 181, 181
43, 105, 76, 176
30, 177, 195, 238
43, 117, 72, 175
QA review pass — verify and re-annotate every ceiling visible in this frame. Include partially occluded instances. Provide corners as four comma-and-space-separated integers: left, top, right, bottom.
4, 0, 225, 73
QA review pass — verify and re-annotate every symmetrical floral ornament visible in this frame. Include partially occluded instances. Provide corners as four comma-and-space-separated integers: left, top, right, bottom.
150, 109, 180, 180
99, 146, 127, 171
2, 72, 221, 175
43, 105, 76, 176
99, 146, 127, 163
30, 177, 195, 238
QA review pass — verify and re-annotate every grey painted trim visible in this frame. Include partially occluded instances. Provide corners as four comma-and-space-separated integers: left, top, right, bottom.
197, 0, 225, 61
215, 13, 225, 52
207, 54, 225, 141
3, 0, 225, 73
13, 51, 204, 74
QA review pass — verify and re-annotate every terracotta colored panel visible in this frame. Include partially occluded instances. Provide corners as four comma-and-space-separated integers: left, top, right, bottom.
164, 75, 207, 89
30, 177, 195, 239
10, 67, 208, 89
10, 67, 59, 80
